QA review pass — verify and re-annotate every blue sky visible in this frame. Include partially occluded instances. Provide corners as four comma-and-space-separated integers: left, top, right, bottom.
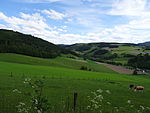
0, 0, 150, 44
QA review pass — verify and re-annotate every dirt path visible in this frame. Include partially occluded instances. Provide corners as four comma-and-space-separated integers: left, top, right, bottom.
75, 59, 87, 63
96, 62, 133, 74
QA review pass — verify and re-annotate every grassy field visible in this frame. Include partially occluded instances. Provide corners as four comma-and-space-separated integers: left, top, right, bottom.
111, 46, 141, 55
111, 46, 150, 55
0, 53, 115, 74
0, 54, 150, 113
107, 57, 129, 65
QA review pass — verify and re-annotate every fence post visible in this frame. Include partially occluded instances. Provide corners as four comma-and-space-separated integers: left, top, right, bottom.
73, 92, 78, 111
10, 72, 13, 77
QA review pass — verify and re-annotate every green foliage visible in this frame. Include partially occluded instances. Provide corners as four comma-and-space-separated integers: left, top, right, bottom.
80, 66, 92, 71
128, 54, 150, 69
145, 46, 150, 50
63, 43, 143, 65
0, 29, 72, 58
133, 69, 138, 75
15, 79, 50, 113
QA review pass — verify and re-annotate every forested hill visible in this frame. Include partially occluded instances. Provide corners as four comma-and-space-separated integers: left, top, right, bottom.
138, 41, 150, 46
0, 29, 72, 58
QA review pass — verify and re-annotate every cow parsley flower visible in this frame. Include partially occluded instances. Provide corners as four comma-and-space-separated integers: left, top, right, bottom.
127, 100, 131, 104
23, 78, 31, 84
140, 105, 145, 110
106, 90, 111, 94
146, 107, 150, 110
12, 89, 21, 93
130, 105, 134, 108
96, 89, 103, 93
107, 102, 111, 105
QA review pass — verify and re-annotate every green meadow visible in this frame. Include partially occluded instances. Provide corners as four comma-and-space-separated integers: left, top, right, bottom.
0, 53, 150, 113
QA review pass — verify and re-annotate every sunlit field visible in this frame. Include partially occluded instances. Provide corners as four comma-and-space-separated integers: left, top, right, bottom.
0, 54, 150, 113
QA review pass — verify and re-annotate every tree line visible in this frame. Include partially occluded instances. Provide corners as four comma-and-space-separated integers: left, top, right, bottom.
0, 29, 74, 58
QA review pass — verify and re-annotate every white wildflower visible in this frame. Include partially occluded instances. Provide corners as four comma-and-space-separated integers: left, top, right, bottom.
137, 110, 140, 113
96, 89, 103, 93
140, 105, 145, 110
146, 107, 150, 110
107, 102, 111, 105
106, 90, 111, 94
37, 109, 42, 113
130, 105, 134, 108
23, 78, 31, 84
127, 100, 131, 104
34, 99, 38, 105
94, 104, 99, 109
91, 91, 97, 96
87, 105, 90, 109
12, 89, 21, 93
19, 102, 25, 106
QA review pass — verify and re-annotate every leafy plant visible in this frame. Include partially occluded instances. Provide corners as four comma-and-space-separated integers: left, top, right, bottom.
13, 78, 50, 113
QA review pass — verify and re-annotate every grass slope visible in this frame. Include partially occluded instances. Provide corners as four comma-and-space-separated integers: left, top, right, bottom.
0, 53, 116, 73
0, 61, 150, 113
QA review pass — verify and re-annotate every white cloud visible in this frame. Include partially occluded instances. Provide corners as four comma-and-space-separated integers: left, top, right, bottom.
109, 0, 150, 17
0, 9, 150, 44
41, 9, 66, 20
0, 12, 59, 42
16, 0, 63, 3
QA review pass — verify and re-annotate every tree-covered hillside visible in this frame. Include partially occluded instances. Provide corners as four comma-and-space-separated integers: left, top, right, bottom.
0, 29, 73, 58
62, 42, 150, 69
63, 43, 137, 62
128, 53, 150, 69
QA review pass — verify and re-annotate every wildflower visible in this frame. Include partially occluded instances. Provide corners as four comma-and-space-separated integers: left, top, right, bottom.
116, 109, 119, 112
105, 90, 111, 94
87, 105, 90, 109
37, 109, 42, 113
34, 99, 38, 105
107, 102, 111, 105
96, 94, 103, 100
114, 107, 118, 109
12, 89, 21, 93
146, 107, 150, 110
19, 102, 25, 106
140, 105, 145, 110
127, 100, 131, 104
130, 105, 134, 108
90, 99, 98, 104
94, 104, 99, 109
137, 110, 140, 113
23, 78, 31, 84
114, 107, 119, 112
91, 91, 97, 96
96, 89, 103, 93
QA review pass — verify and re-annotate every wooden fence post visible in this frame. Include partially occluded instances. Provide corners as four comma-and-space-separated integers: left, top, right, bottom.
73, 92, 78, 111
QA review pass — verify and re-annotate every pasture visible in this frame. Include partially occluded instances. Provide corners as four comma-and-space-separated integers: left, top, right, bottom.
0, 53, 115, 73
0, 54, 150, 113
111, 46, 150, 55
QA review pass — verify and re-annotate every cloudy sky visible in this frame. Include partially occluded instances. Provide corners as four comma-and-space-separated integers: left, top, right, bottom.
0, 0, 150, 44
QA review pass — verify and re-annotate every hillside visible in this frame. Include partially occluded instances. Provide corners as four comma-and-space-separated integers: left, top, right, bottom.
0, 53, 116, 73
62, 42, 150, 67
0, 59, 150, 113
138, 41, 150, 46
0, 29, 73, 58
0, 43, 150, 113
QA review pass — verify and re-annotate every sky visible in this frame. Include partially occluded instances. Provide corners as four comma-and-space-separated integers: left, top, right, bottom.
0, 0, 150, 44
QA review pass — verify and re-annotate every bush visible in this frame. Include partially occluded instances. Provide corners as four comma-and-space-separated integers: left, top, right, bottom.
80, 66, 92, 71
133, 69, 138, 75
